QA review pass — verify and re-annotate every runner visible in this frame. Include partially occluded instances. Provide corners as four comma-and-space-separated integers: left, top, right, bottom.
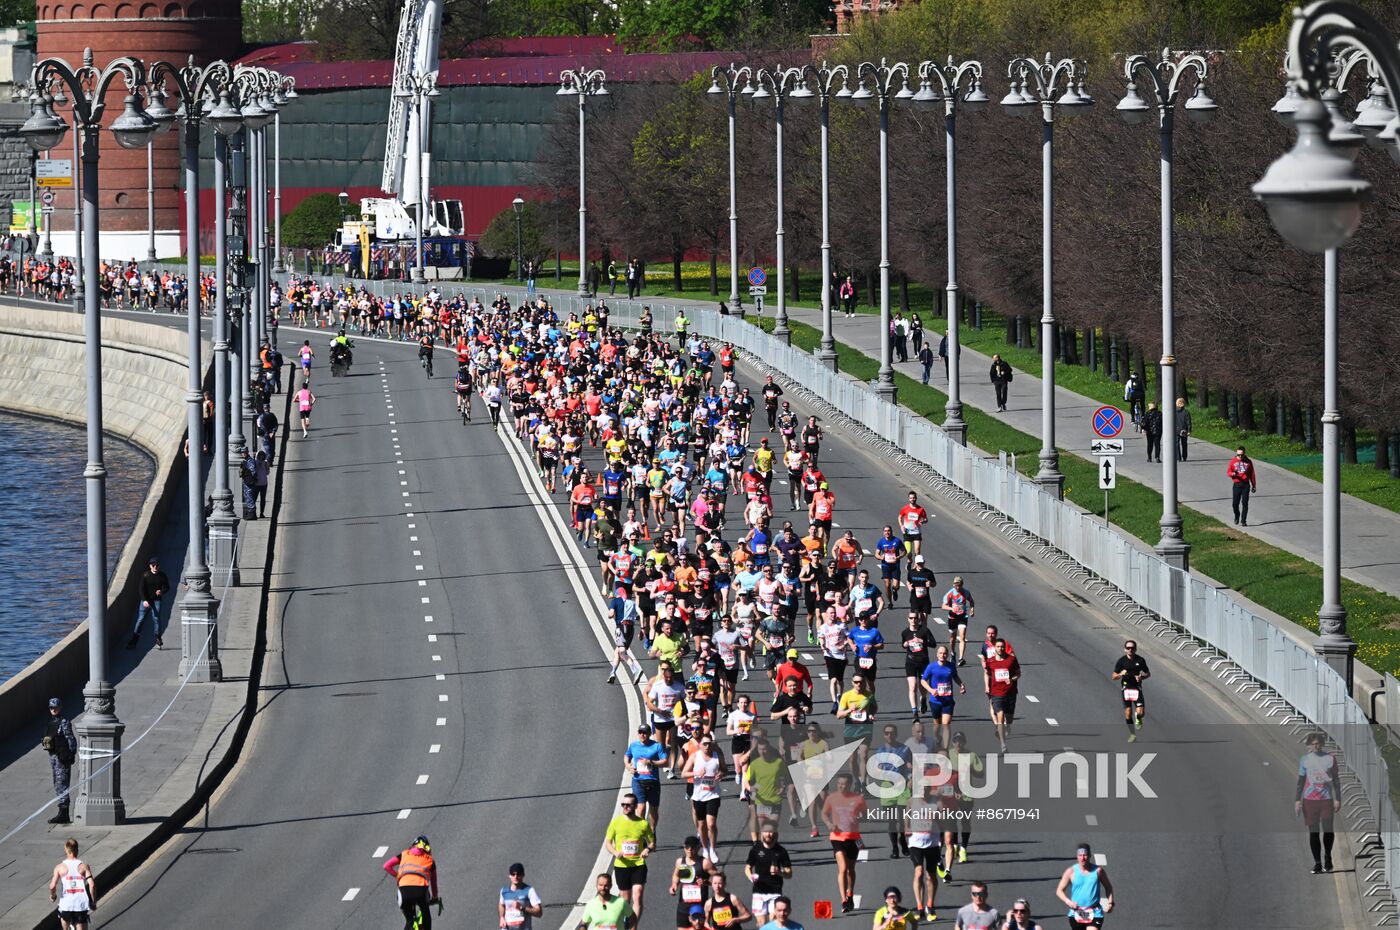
704, 871, 751, 930
627, 724, 668, 829
744, 821, 793, 924
742, 737, 789, 838
906, 556, 936, 627
898, 492, 929, 561
919, 646, 964, 751
940, 577, 974, 666
820, 772, 867, 914
48, 838, 96, 930
670, 837, 715, 930
679, 733, 727, 863
498, 863, 544, 930
874, 525, 905, 605
579, 874, 637, 930
1296, 732, 1342, 874
604, 793, 657, 922
901, 614, 938, 720
1111, 640, 1150, 741
1055, 845, 1115, 928
294, 380, 316, 438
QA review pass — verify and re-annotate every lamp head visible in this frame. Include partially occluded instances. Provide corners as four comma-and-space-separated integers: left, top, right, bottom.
849, 84, 875, 108
1055, 83, 1092, 114
338, 191, 349, 208
1000, 80, 1034, 116
893, 79, 916, 106
788, 82, 816, 105
512, 196, 524, 214
1320, 87, 1363, 158
1252, 97, 1370, 254
1353, 86, 1396, 147
910, 80, 940, 110
1271, 82, 1302, 127
20, 95, 67, 151
707, 79, 722, 97
144, 85, 178, 133
110, 93, 158, 149
1115, 81, 1150, 125
208, 89, 245, 137
1183, 82, 1218, 125
962, 81, 990, 111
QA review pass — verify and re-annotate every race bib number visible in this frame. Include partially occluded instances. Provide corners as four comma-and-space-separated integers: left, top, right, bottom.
849, 708, 869, 722
994, 668, 1011, 682
1122, 688, 1140, 702
620, 840, 641, 856
883, 550, 898, 562
504, 902, 525, 926
858, 657, 875, 670
856, 598, 874, 615
712, 906, 734, 924
934, 682, 952, 697
737, 718, 753, 734
912, 586, 927, 597
635, 759, 653, 776
907, 640, 925, 653
682, 884, 702, 903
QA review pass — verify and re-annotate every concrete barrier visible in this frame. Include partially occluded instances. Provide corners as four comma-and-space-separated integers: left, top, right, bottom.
0, 307, 208, 742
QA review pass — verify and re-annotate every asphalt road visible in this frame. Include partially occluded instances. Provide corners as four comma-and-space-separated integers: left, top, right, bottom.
6, 296, 1366, 929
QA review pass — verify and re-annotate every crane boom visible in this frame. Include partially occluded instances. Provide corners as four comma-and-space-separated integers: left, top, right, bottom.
381, 0, 442, 198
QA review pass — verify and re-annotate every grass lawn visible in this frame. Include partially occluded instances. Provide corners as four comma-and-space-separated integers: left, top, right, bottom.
750, 314, 1400, 675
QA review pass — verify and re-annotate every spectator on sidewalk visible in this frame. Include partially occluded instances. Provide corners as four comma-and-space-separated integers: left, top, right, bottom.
49, 837, 96, 929
607, 259, 618, 296
989, 355, 1013, 412
240, 450, 261, 520
893, 313, 909, 363
1227, 446, 1258, 526
839, 276, 856, 317
938, 332, 961, 381
1175, 398, 1192, 461
918, 343, 935, 385
43, 698, 77, 824
910, 314, 924, 357
257, 408, 279, 466
128, 556, 169, 650
1143, 402, 1163, 463
252, 450, 270, 519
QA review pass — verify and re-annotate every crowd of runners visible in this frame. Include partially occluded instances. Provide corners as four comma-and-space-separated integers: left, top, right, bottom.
261, 275, 1124, 930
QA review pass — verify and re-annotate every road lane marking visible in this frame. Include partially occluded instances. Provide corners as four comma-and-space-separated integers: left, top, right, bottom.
373, 846, 388, 858
1026, 695, 1040, 703
429, 744, 440, 753
435, 674, 445, 681
401, 481, 408, 486
402, 491, 410, 497
342, 888, 360, 901
427, 634, 437, 642
421, 596, 430, 602
1046, 717, 1059, 726
418, 580, 427, 587
1085, 815, 1098, 826
410, 537, 418, 542
416, 775, 429, 785
438, 694, 448, 702
408, 523, 416, 529
436, 717, 446, 726
431, 655, 441, 661
857, 849, 869, 861
397, 809, 411, 819
1094, 853, 1108, 866
415, 565, 424, 571
424, 615, 433, 622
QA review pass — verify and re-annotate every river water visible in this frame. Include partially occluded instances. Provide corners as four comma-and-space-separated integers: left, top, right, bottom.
0, 411, 153, 683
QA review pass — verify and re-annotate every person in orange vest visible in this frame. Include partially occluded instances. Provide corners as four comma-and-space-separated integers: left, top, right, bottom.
382, 835, 441, 929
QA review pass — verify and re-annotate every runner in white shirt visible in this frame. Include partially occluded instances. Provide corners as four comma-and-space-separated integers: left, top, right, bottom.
48, 839, 95, 930
817, 607, 852, 715
681, 735, 727, 863
714, 616, 743, 712
645, 665, 687, 778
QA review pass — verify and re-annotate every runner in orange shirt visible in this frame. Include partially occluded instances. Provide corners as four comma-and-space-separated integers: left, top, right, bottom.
821, 772, 868, 914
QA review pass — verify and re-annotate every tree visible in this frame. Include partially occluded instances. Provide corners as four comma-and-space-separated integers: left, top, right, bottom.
280, 193, 353, 249
479, 201, 556, 270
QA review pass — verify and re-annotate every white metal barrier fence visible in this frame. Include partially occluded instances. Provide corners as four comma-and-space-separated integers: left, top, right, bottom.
298, 275, 1400, 906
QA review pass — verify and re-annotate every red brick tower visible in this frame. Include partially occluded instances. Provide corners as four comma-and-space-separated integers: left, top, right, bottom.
35, 1, 242, 242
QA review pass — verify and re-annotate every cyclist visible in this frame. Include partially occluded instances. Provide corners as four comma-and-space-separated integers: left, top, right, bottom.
1110, 640, 1150, 741
940, 577, 974, 666
418, 332, 435, 377
382, 835, 441, 930
455, 365, 473, 422
1123, 373, 1145, 430
499, 863, 543, 930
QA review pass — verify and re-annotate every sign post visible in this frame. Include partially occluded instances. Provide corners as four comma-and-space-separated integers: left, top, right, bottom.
36, 159, 73, 189
1098, 455, 1117, 525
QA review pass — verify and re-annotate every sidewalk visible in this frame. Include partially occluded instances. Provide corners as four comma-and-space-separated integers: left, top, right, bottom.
776, 302, 1400, 600
0, 396, 286, 928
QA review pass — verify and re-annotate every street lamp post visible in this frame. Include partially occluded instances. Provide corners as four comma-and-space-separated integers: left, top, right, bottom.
1001, 54, 1094, 499
794, 62, 850, 369
150, 57, 231, 683
145, 136, 155, 261
851, 58, 914, 404
707, 64, 753, 317
396, 72, 437, 284
753, 66, 806, 343
513, 195, 525, 280
25, 47, 159, 826
271, 76, 295, 274
231, 122, 254, 441
1252, 3, 1400, 689
914, 57, 990, 446
1116, 50, 1218, 571
559, 68, 607, 299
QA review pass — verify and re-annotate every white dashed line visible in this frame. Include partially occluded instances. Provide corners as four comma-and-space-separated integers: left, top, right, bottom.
410, 537, 419, 542
802, 653, 816, 661
343, 888, 360, 902
435, 674, 445, 681
399, 470, 407, 475
391, 429, 398, 433
428, 634, 437, 642
431, 655, 441, 661
436, 717, 446, 726
413, 550, 422, 556
1026, 695, 1040, 703
408, 523, 416, 529
373, 846, 388, 858
832, 522, 841, 528
438, 694, 449, 702
430, 744, 441, 753
1094, 853, 1108, 866
416, 775, 430, 785
856, 849, 869, 861
421, 596, 430, 603
397, 809, 412, 820
852, 894, 862, 909
418, 580, 427, 587
424, 615, 433, 622
402, 491, 410, 497
415, 565, 425, 571
1046, 718, 1060, 727
819, 673, 830, 679
1085, 815, 1098, 826
400, 481, 408, 486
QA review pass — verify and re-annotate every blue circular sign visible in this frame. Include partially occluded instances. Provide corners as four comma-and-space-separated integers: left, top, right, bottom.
1093, 406, 1125, 438
747, 266, 767, 287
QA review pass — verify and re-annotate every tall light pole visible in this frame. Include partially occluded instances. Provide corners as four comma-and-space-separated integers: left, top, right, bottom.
150, 56, 230, 684
396, 71, 437, 284
234, 69, 271, 383
559, 68, 607, 298
753, 66, 806, 343
1252, 5, 1400, 689
25, 47, 159, 826
144, 124, 156, 260
1001, 54, 1093, 499
513, 195, 525, 280
271, 76, 295, 274
1116, 50, 1218, 570
851, 58, 914, 404
707, 64, 753, 317
794, 62, 850, 369
914, 57, 990, 446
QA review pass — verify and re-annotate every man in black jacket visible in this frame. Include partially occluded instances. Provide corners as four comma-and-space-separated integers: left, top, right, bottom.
44, 697, 77, 823
1143, 402, 1164, 463
989, 355, 1013, 411
127, 556, 170, 649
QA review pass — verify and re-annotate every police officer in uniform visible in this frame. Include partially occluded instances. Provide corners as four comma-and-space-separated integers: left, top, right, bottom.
44, 697, 78, 824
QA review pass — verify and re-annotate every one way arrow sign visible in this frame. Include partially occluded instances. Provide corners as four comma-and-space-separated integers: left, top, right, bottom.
1098, 456, 1117, 490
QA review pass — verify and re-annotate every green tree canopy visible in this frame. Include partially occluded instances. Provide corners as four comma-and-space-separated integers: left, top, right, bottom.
280, 193, 352, 249
479, 201, 557, 269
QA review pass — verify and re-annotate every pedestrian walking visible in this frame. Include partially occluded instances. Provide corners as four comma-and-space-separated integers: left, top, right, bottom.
989, 355, 1013, 412
257, 408, 279, 466
43, 698, 77, 824
918, 343, 935, 385
251, 450, 270, 518
1175, 398, 1192, 461
127, 556, 169, 649
1142, 402, 1163, 462
200, 389, 214, 452
1296, 732, 1341, 874
910, 314, 924, 356
1227, 446, 1257, 526
240, 450, 260, 520
49, 838, 96, 929
893, 314, 909, 363
607, 259, 618, 296
937, 333, 960, 381
839, 276, 856, 317
269, 344, 284, 394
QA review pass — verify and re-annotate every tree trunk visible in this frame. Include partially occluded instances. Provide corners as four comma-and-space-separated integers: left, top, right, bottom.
1196, 377, 1208, 409
1305, 403, 1316, 449
1263, 398, 1277, 435
1343, 420, 1358, 464
672, 239, 683, 292
1375, 429, 1390, 472
1017, 316, 1030, 349
1290, 402, 1305, 443
865, 268, 878, 309
1107, 334, 1118, 380
974, 301, 983, 330
899, 272, 910, 314
1218, 388, 1231, 423
1067, 328, 1080, 365
1006, 313, 1017, 345
1085, 328, 1096, 371
709, 246, 719, 296
1133, 346, 1147, 391
791, 264, 801, 302
1391, 435, 1400, 479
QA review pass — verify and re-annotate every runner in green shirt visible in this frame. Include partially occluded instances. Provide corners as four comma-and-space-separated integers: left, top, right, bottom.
578, 874, 636, 930
604, 793, 656, 921
743, 738, 790, 840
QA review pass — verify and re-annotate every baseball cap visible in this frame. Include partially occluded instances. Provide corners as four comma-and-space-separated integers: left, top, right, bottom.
913, 555, 925, 564
689, 905, 705, 918
509, 862, 525, 875
48, 697, 61, 709
148, 555, 160, 565
637, 723, 652, 734
786, 648, 799, 659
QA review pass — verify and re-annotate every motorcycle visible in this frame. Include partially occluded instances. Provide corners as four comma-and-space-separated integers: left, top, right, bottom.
329, 341, 353, 377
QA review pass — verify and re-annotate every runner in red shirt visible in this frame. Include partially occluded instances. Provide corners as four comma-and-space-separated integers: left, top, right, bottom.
897, 491, 930, 562
773, 649, 813, 699
983, 639, 1020, 752
571, 480, 597, 543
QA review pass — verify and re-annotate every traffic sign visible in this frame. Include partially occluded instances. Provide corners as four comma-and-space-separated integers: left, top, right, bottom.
36, 158, 72, 189
1098, 456, 1117, 490
748, 285, 767, 296
1090, 438, 1124, 456
1092, 405, 1125, 439
747, 266, 767, 287
40, 189, 55, 207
